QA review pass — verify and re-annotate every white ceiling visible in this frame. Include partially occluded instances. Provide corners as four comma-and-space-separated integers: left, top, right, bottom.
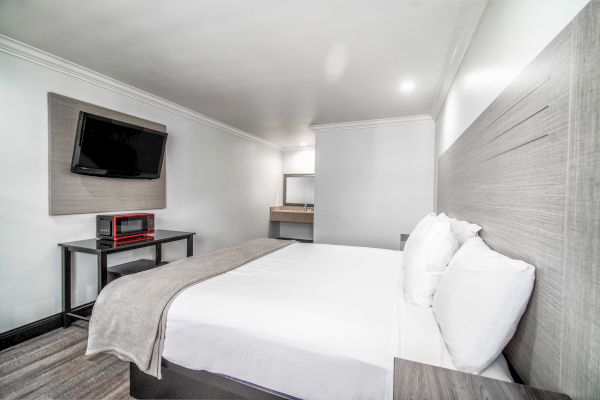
0, 0, 475, 148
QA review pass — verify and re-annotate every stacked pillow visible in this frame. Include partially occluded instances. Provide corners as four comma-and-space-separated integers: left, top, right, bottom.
432, 237, 535, 373
402, 212, 535, 375
438, 213, 481, 246
403, 215, 458, 307
403, 212, 480, 307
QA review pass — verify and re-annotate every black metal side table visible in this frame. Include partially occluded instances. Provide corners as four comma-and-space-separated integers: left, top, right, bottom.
58, 230, 195, 327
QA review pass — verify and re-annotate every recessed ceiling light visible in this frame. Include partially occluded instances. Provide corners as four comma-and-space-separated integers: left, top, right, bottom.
400, 80, 416, 93
300, 142, 307, 146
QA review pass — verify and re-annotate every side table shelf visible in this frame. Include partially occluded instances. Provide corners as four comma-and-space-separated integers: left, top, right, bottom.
107, 259, 169, 283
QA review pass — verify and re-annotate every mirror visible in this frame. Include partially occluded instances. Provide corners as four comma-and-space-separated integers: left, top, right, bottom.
283, 174, 315, 206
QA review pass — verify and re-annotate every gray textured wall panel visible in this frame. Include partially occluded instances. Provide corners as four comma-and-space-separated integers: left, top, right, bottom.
438, 4, 600, 398
438, 24, 571, 390
48, 93, 166, 215
561, 3, 600, 399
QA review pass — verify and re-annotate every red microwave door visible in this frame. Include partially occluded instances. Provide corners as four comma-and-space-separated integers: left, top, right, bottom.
114, 214, 151, 239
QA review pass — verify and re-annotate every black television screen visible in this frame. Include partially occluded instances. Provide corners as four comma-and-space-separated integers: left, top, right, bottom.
71, 112, 167, 179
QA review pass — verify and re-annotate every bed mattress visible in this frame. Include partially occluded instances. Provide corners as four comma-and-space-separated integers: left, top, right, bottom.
163, 242, 512, 400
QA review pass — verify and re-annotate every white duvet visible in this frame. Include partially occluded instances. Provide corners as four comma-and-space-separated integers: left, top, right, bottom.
163, 242, 512, 400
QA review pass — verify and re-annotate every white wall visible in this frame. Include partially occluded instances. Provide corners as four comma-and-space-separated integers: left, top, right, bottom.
0, 51, 282, 332
279, 147, 315, 240
435, 0, 589, 158
282, 148, 315, 174
314, 120, 435, 250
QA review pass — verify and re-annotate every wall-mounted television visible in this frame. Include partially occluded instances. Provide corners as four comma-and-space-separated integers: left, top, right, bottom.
71, 112, 167, 179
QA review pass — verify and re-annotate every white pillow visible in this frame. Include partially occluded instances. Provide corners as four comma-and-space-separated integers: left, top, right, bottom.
403, 212, 437, 253
438, 213, 481, 245
451, 219, 481, 245
432, 237, 535, 374
403, 218, 459, 307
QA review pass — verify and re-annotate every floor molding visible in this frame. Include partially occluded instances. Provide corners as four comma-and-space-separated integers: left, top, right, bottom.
0, 302, 93, 351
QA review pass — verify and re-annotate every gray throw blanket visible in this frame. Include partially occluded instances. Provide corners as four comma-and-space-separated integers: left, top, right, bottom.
86, 238, 294, 378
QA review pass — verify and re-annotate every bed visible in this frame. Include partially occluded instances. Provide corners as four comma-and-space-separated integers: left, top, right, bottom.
130, 242, 512, 399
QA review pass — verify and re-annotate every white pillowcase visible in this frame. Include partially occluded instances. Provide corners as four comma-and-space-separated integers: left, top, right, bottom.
404, 213, 437, 253
403, 216, 459, 307
432, 237, 535, 374
438, 213, 481, 245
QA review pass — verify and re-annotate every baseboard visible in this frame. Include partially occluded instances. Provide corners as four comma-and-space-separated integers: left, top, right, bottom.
277, 237, 313, 243
0, 302, 94, 351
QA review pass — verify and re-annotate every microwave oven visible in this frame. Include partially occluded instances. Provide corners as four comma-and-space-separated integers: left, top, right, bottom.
96, 213, 155, 241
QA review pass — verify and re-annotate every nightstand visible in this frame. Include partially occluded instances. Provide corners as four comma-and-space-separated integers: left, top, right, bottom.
393, 358, 570, 400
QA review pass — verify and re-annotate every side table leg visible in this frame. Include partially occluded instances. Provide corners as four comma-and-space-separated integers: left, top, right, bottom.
186, 236, 194, 257
98, 252, 107, 293
62, 247, 72, 328
155, 243, 162, 265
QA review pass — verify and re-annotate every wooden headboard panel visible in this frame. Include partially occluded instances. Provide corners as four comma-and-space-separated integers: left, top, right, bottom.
437, 3, 599, 399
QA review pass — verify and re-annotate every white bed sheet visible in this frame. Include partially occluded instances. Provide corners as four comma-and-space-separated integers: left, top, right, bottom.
163, 242, 512, 400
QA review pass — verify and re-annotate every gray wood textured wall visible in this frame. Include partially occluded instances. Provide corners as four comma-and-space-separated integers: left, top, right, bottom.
437, 3, 599, 399
48, 93, 167, 215
393, 359, 569, 400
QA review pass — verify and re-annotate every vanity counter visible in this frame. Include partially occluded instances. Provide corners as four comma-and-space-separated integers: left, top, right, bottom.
270, 206, 314, 224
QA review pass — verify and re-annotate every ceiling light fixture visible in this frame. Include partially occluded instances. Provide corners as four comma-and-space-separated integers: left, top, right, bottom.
400, 80, 416, 93
300, 142, 307, 147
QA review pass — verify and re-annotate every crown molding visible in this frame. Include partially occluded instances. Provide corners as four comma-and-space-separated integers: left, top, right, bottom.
429, 1, 488, 120
0, 35, 281, 150
310, 114, 433, 133
281, 146, 315, 152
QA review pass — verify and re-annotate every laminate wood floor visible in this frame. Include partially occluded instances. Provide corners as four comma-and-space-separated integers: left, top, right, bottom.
0, 322, 131, 400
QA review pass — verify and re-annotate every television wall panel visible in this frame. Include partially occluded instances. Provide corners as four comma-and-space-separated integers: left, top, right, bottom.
48, 92, 167, 215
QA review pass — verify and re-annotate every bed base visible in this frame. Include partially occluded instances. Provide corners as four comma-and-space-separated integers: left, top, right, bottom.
129, 360, 296, 399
